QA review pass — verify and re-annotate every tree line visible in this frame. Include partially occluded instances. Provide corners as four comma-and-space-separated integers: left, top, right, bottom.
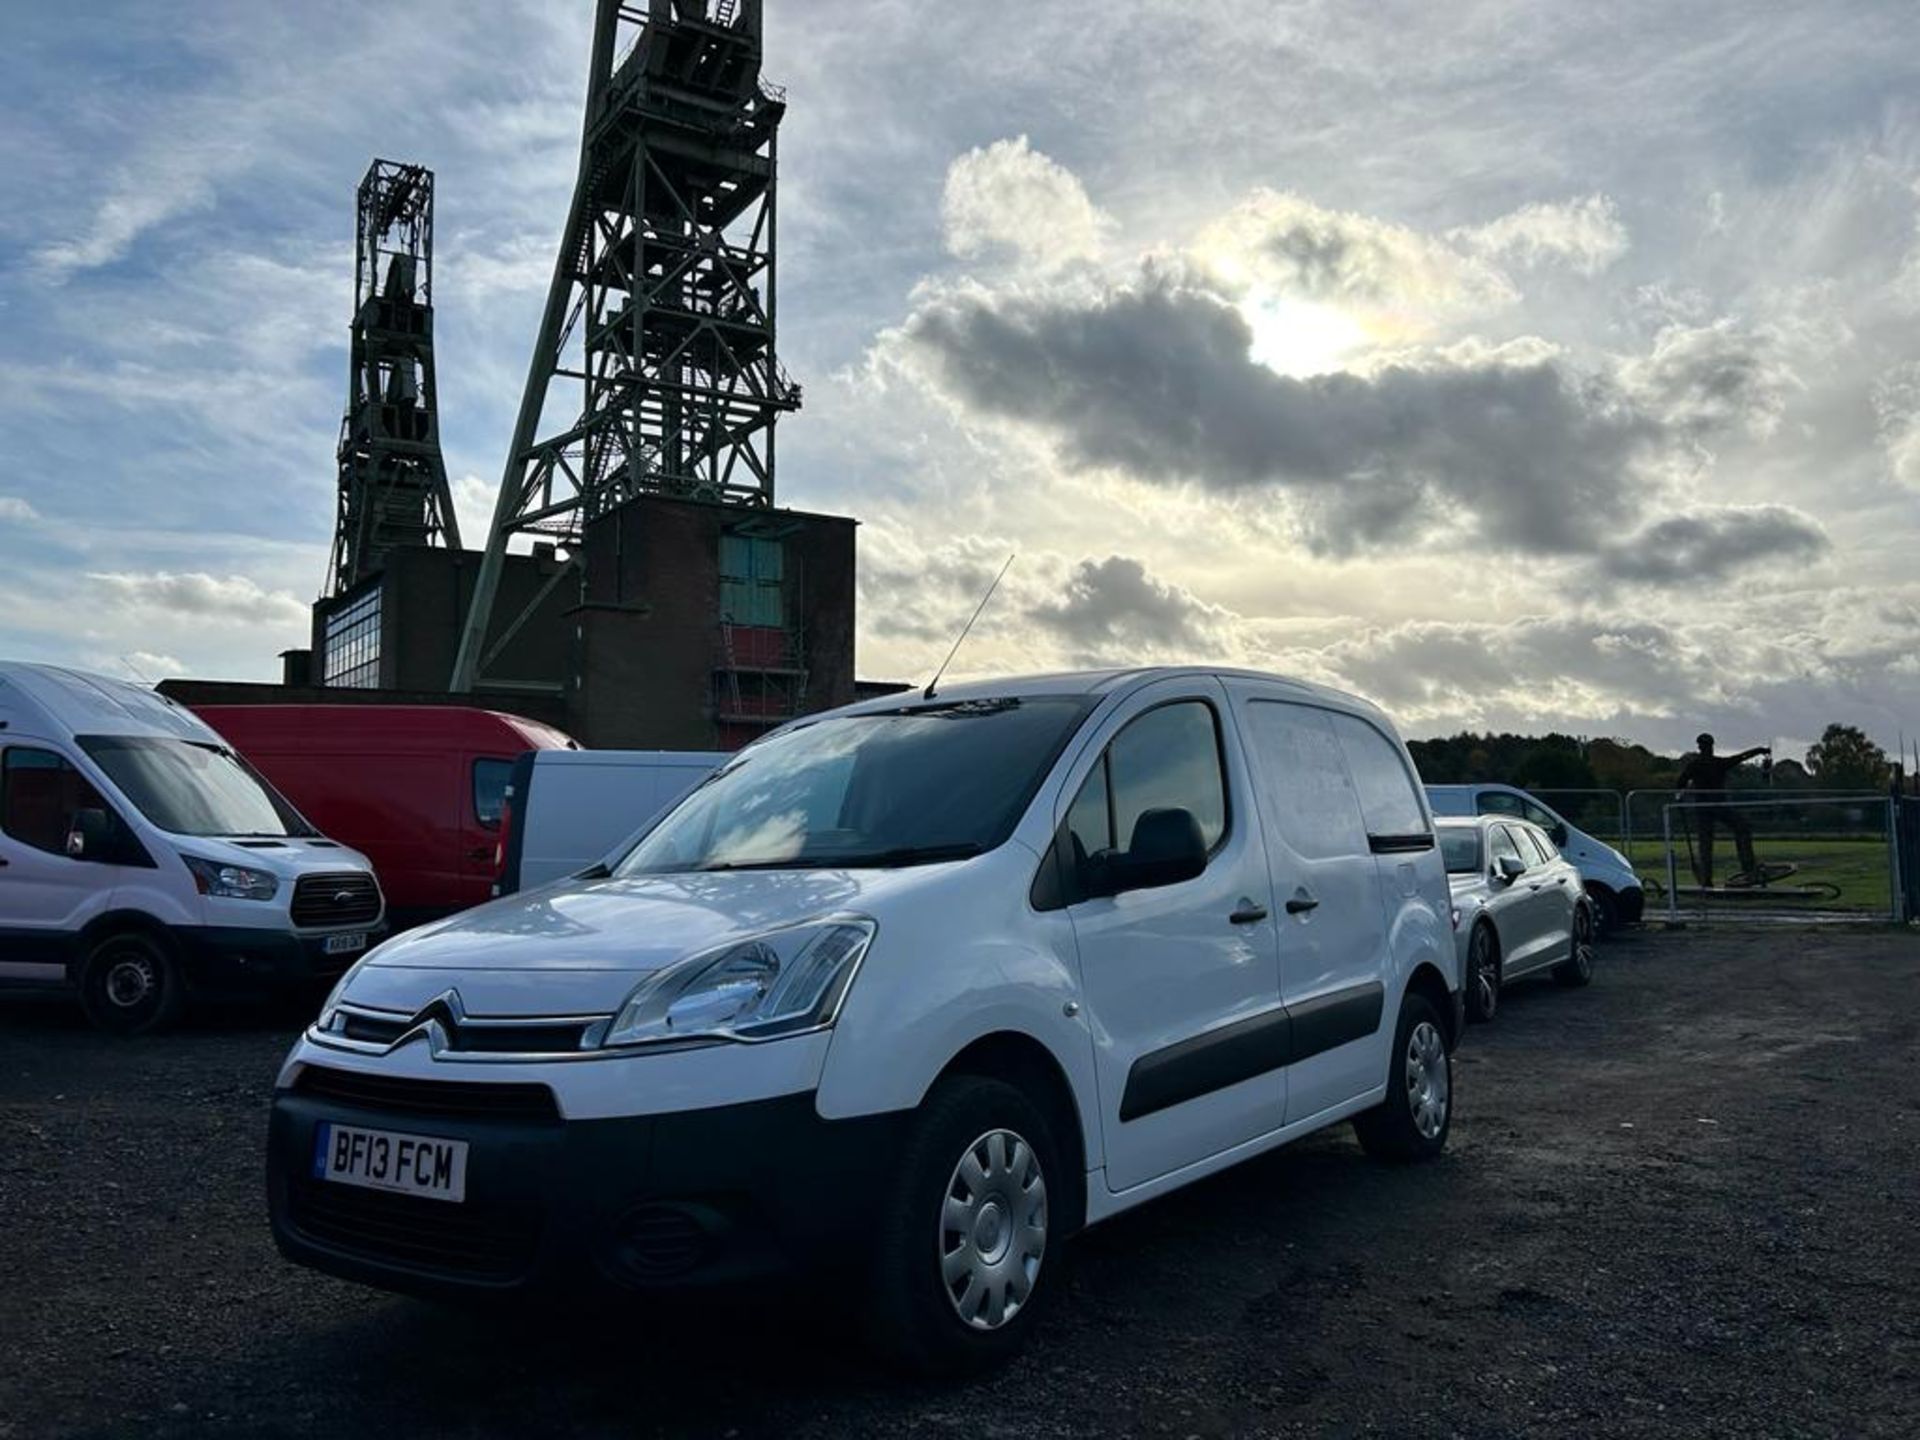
1407, 723, 1903, 794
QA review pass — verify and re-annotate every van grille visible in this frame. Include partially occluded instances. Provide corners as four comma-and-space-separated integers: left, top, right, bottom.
293, 1066, 559, 1123
291, 872, 383, 929
287, 1178, 540, 1283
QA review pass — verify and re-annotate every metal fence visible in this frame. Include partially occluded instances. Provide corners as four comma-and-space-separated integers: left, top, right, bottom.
1640, 793, 1901, 923
1509, 786, 1904, 924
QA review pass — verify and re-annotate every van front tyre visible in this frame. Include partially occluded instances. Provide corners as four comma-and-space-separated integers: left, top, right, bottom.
867, 1074, 1060, 1377
1354, 990, 1452, 1162
80, 932, 184, 1035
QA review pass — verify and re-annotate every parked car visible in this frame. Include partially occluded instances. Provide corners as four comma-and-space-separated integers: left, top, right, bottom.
494, 748, 724, 896
267, 666, 1457, 1372
191, 705, 576, 928
0, 664, 385, 1033
1425, 782, 1643, 931
1439, 815, 1596, 1024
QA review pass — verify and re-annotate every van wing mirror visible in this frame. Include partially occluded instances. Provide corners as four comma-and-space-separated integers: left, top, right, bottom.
1549, 822, 1568, 846
1495, 854, 1527, 882
1085, 807, 1208, 898
66, 807, 115, 862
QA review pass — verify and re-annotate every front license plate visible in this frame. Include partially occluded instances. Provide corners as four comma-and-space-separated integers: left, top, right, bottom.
323, 932, 367, 956
313, 1121, 468, 1203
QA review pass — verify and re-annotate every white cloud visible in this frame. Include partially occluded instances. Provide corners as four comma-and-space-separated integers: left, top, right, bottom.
0, 496, 37, 522
1452, 194, 1630, 276
1871, 362, 1920, 491
87, 571, 310, 629
942, 136, 1111, 271
32, 173, 218, 282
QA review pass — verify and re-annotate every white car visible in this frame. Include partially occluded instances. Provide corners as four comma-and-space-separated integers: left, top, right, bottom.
1425, 783, 1643, 931
0, 663, 385, 1033
1439, 816, 1595, 1024
267, 667, 1458, 1372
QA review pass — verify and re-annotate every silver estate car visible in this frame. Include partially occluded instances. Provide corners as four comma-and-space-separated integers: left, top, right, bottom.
1439, 816, 1596, 1024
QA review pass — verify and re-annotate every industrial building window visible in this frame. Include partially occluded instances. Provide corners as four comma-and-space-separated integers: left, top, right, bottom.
719, 535, 784, 628
322, 586, 383, 688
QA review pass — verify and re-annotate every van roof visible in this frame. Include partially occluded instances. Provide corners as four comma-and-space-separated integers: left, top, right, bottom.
0, 663, 220, 744
826, 666, 1386, 723
188, 704, 578, 754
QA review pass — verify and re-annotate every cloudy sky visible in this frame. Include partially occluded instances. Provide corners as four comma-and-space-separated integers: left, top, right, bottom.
3, 0, 1918, 757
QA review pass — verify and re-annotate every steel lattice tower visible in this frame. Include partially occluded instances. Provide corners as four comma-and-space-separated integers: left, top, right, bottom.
327, 160, 462, 596
450, 0, 798, 692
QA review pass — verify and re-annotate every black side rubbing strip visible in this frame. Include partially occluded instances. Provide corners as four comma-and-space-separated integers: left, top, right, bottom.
1286, 981, 1384, 1063
1118, 980, 1387, 1123
1119, 1008, 1292, 1123
1369, 832, 1435, 855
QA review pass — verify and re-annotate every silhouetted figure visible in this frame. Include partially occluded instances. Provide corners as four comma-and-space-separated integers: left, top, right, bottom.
1676, 732, 1770, 886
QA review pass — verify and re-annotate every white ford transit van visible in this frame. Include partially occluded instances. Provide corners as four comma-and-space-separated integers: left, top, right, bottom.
267, 668, 1456, 1371
0, 664, 386, 1033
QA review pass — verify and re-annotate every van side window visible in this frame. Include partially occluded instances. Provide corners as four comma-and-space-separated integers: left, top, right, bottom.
472, 759, 514, 829
1327, 713, 1428, 843
1106, 701, 1227, 853
1240, 701, 1368, 860
1064, 761, 1113, 864
1, 747, 113, 858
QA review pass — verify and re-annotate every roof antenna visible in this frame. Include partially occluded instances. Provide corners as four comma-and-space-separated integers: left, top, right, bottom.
925, 553, 1015, 701
118, 655, 154, 685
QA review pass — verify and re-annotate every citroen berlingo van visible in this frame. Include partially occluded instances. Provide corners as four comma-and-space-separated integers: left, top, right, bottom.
0, 664, 385, 1032
267, 667, 1456, 1371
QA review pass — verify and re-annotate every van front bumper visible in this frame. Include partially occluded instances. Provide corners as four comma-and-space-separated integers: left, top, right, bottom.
174, 926, 387, 992
266, 1072, 905, 1299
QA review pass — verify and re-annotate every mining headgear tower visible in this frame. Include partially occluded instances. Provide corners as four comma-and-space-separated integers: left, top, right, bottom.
300, 0, 856, 747
328, 160, 461, 600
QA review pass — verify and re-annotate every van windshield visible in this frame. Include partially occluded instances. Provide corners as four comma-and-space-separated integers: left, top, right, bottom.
1439, 828, 1482, 874
614, 696, 1092, 874
78, 736, 315, 838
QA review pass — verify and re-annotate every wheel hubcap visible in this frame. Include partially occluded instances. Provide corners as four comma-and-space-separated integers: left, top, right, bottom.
1406, 1021, 1449, 1140
940, 1128, 1047, 1331
104, 956, 156, 1009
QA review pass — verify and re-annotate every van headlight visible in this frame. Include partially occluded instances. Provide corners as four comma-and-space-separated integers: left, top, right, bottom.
603, 918, 876, 1048
183, 856, 279, 901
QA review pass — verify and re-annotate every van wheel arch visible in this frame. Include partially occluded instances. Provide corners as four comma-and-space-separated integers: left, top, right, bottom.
1403, 961, 1459, 1051
68, 911, 183, 988
933, 1031, 1087, 1238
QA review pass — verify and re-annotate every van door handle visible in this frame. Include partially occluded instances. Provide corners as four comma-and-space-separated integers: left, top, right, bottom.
1284, 893, 1319, 915
1229, 902, 1269, 924
467, 846, 493, 862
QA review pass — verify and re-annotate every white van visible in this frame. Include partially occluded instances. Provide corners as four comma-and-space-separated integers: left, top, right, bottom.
0, 664, 386, 1033
267, 668, 1456, 1372
494, 748, 725, 896
1424, 783, 1644, 930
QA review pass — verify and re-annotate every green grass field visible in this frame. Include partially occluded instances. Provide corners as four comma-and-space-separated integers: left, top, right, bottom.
1624, 834, 1894, 914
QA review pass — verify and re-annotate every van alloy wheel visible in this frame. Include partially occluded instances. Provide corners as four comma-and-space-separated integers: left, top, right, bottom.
1405, 1021, 1449, 1140
939, 1128, 1048, 1331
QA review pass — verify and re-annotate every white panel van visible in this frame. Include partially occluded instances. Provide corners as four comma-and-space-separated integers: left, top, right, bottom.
494, 748, 726, 895
267, 668, 1455, 1372
0, 664, 385, 1032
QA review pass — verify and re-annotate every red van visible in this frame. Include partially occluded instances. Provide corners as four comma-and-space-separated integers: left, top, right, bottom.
191, 706, 577, 928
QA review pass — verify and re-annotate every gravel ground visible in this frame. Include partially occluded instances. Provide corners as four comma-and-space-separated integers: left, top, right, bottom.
2, 925, 1916, 1440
